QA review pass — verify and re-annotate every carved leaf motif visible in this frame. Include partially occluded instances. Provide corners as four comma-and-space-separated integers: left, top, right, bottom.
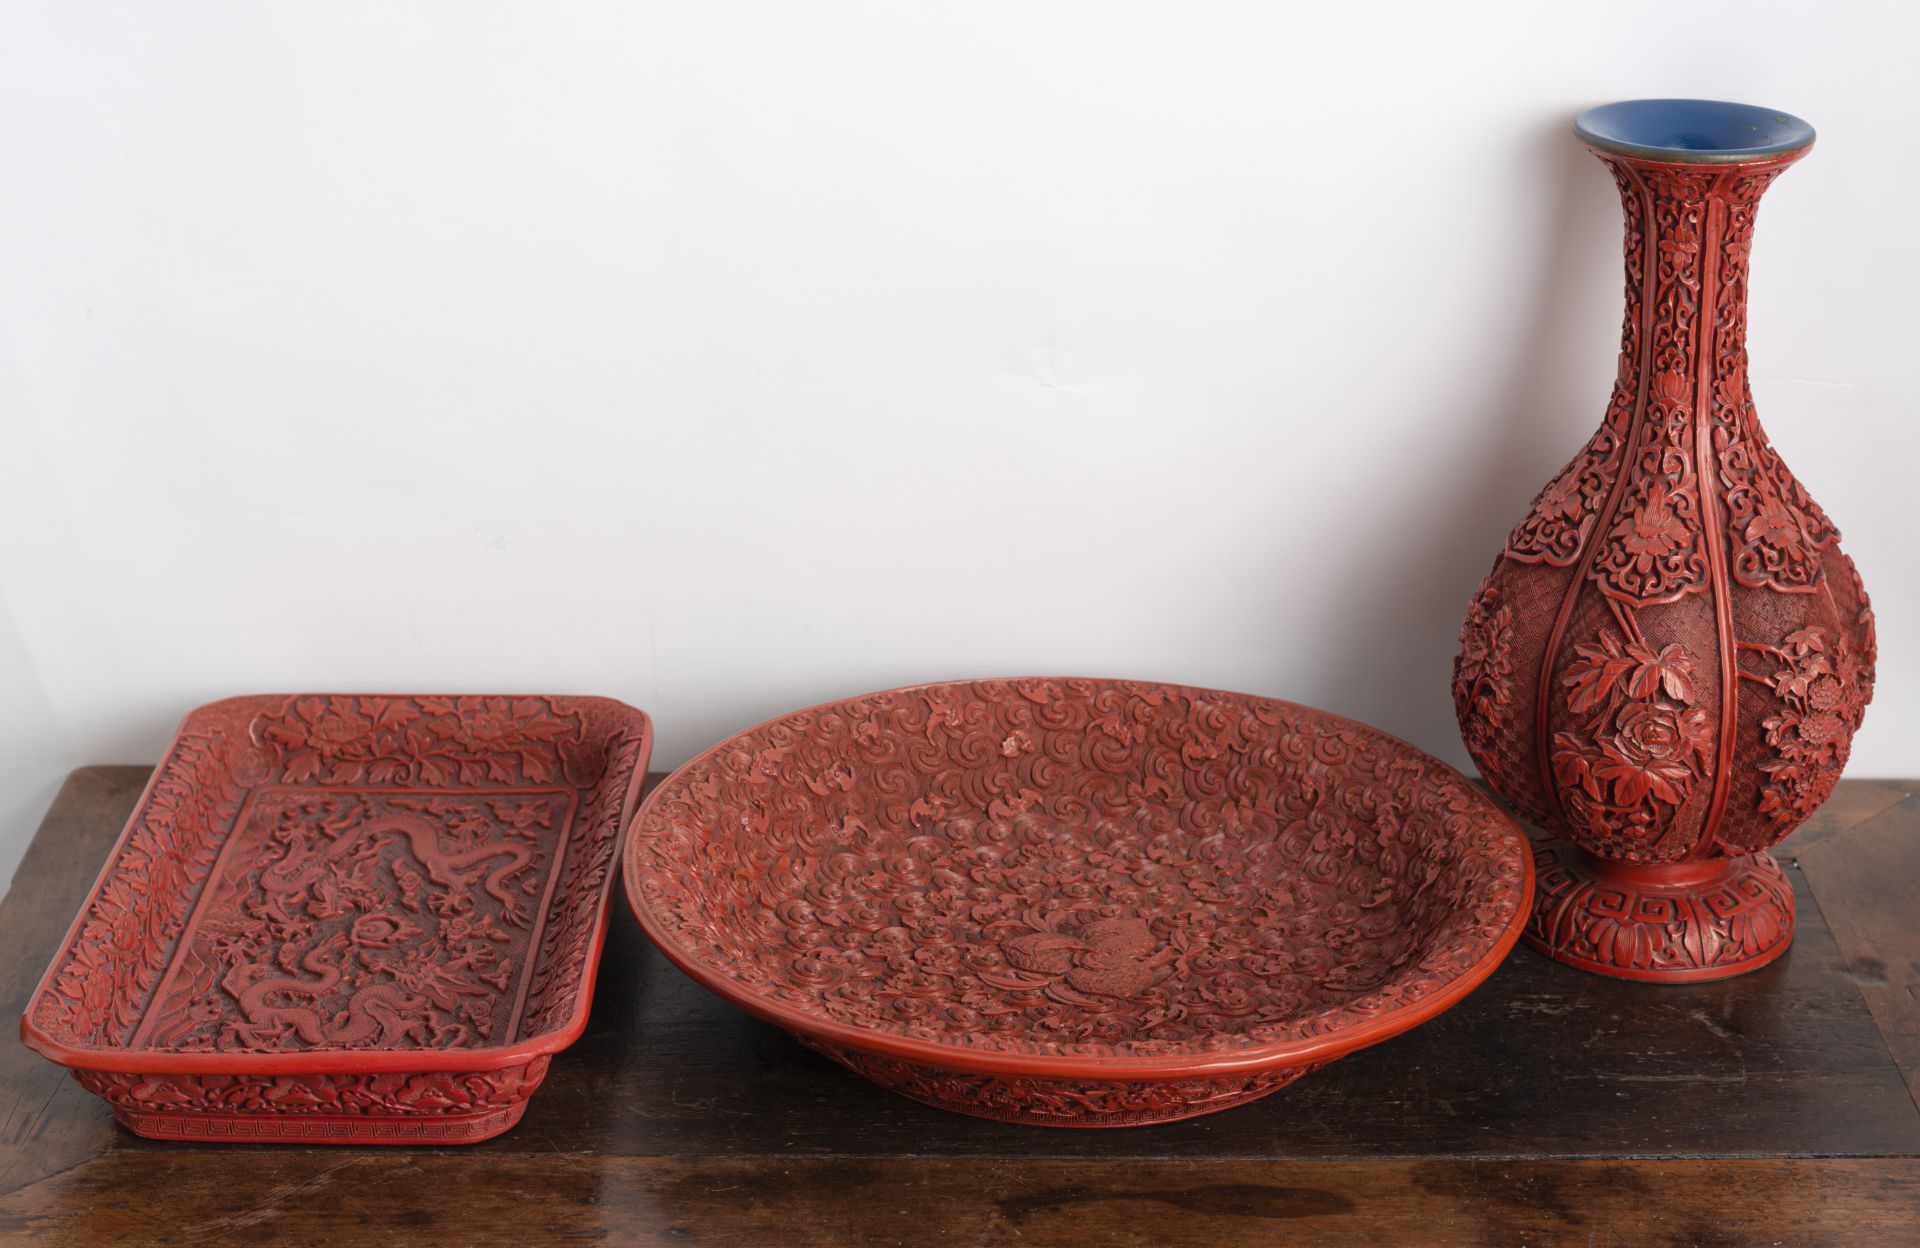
1550, 735, 1605, 802
1563, 632, 1634, 715
1746, 627, 1871, 833
1623, 643, 1696, 704
1595, 745, 1692, 807
1552, 626, 1709, 852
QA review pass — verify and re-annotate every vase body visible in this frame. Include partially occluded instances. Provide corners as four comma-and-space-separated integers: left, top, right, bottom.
1454, 102, 1876, 981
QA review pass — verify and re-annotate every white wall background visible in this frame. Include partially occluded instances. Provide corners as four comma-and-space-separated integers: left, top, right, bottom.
1, 2, 1914, 886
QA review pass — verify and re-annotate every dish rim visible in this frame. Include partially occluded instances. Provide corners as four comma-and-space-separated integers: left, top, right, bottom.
624, 676, 1533, 1081
20, 692, 653, 1077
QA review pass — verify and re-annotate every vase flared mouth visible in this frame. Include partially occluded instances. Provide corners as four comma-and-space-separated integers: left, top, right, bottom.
1574, 99, 1814, 164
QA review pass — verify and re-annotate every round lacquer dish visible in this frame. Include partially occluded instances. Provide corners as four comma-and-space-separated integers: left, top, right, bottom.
624, 679, 1532, 1127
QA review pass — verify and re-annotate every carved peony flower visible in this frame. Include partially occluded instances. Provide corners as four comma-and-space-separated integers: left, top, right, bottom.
1534, 472, 1586, 524
1656, 234, 1700, 275
1612, 481, 1690, 573
1614, 703, 1698, 760
1595, 702, 1712, 808
306, 708, 373, 752
1798, 711, 1844, 749
1806, 676, 1844, 712
465, 710, 515, 746
1745, 501, 1802, 552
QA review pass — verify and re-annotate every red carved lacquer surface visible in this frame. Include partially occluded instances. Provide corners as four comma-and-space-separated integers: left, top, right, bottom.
1503, 161, 1644, 570
625, 678, 1530, 1126
1526, 844, 1793, 981
21, 694, 651, 1145
143, 788, 571, 1053
73, 1059, 550, 1143
1454, 137, 1874, 981
1547, 628, 1713, 861
805, 1040, 1325, 1127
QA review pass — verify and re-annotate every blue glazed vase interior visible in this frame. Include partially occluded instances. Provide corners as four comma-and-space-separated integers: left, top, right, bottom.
1574, 99, 1814, 163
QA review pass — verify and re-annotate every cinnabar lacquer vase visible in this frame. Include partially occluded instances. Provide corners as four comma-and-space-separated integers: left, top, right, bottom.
1454, 100, 1876, 982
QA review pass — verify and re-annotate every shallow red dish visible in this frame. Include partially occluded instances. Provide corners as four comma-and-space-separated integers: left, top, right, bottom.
22, 694, 651, 1144
624, 678, 1532, 1127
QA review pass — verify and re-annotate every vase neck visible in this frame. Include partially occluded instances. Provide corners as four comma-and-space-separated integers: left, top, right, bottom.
1602, 153, 1796, 440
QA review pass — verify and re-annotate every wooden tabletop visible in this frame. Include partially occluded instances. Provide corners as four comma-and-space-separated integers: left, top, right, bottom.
1, 769, 1916, 1246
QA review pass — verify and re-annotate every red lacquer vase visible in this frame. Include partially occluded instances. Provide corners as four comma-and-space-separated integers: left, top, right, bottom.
1454, 100, 1876, 982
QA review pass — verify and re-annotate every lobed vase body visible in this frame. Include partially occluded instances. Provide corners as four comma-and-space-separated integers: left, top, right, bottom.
1454, 102, 1876, 981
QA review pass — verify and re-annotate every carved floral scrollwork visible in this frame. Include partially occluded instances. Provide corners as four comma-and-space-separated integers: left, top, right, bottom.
252, 695, 600, 789
628, 678, 1529, 1123
1549, 626, 1711, 859
1841, 554, 1878, 685
32, 732, 249, 1048
1584, 167, 1717, 606
74, 1059, 550, 1142
1505, 160, 1644, 569
1453, 580, 1516, 750
1719, 434, 1837, 594
519, 728, 650, 1039
75, 1058, 549, 1117
632, 680, 1528, 1060
1452, 578, 1538, 819
1709, 169, 1838, 595
1751, 627, 1872, 830
1506, 417, 1629, 568
806, 1040, 1324, 1127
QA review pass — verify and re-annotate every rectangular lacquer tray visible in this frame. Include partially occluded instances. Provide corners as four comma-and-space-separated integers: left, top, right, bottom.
21, 694, 651, 1144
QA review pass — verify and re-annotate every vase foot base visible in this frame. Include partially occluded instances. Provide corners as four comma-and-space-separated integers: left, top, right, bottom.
1522, 838, 1794, 982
